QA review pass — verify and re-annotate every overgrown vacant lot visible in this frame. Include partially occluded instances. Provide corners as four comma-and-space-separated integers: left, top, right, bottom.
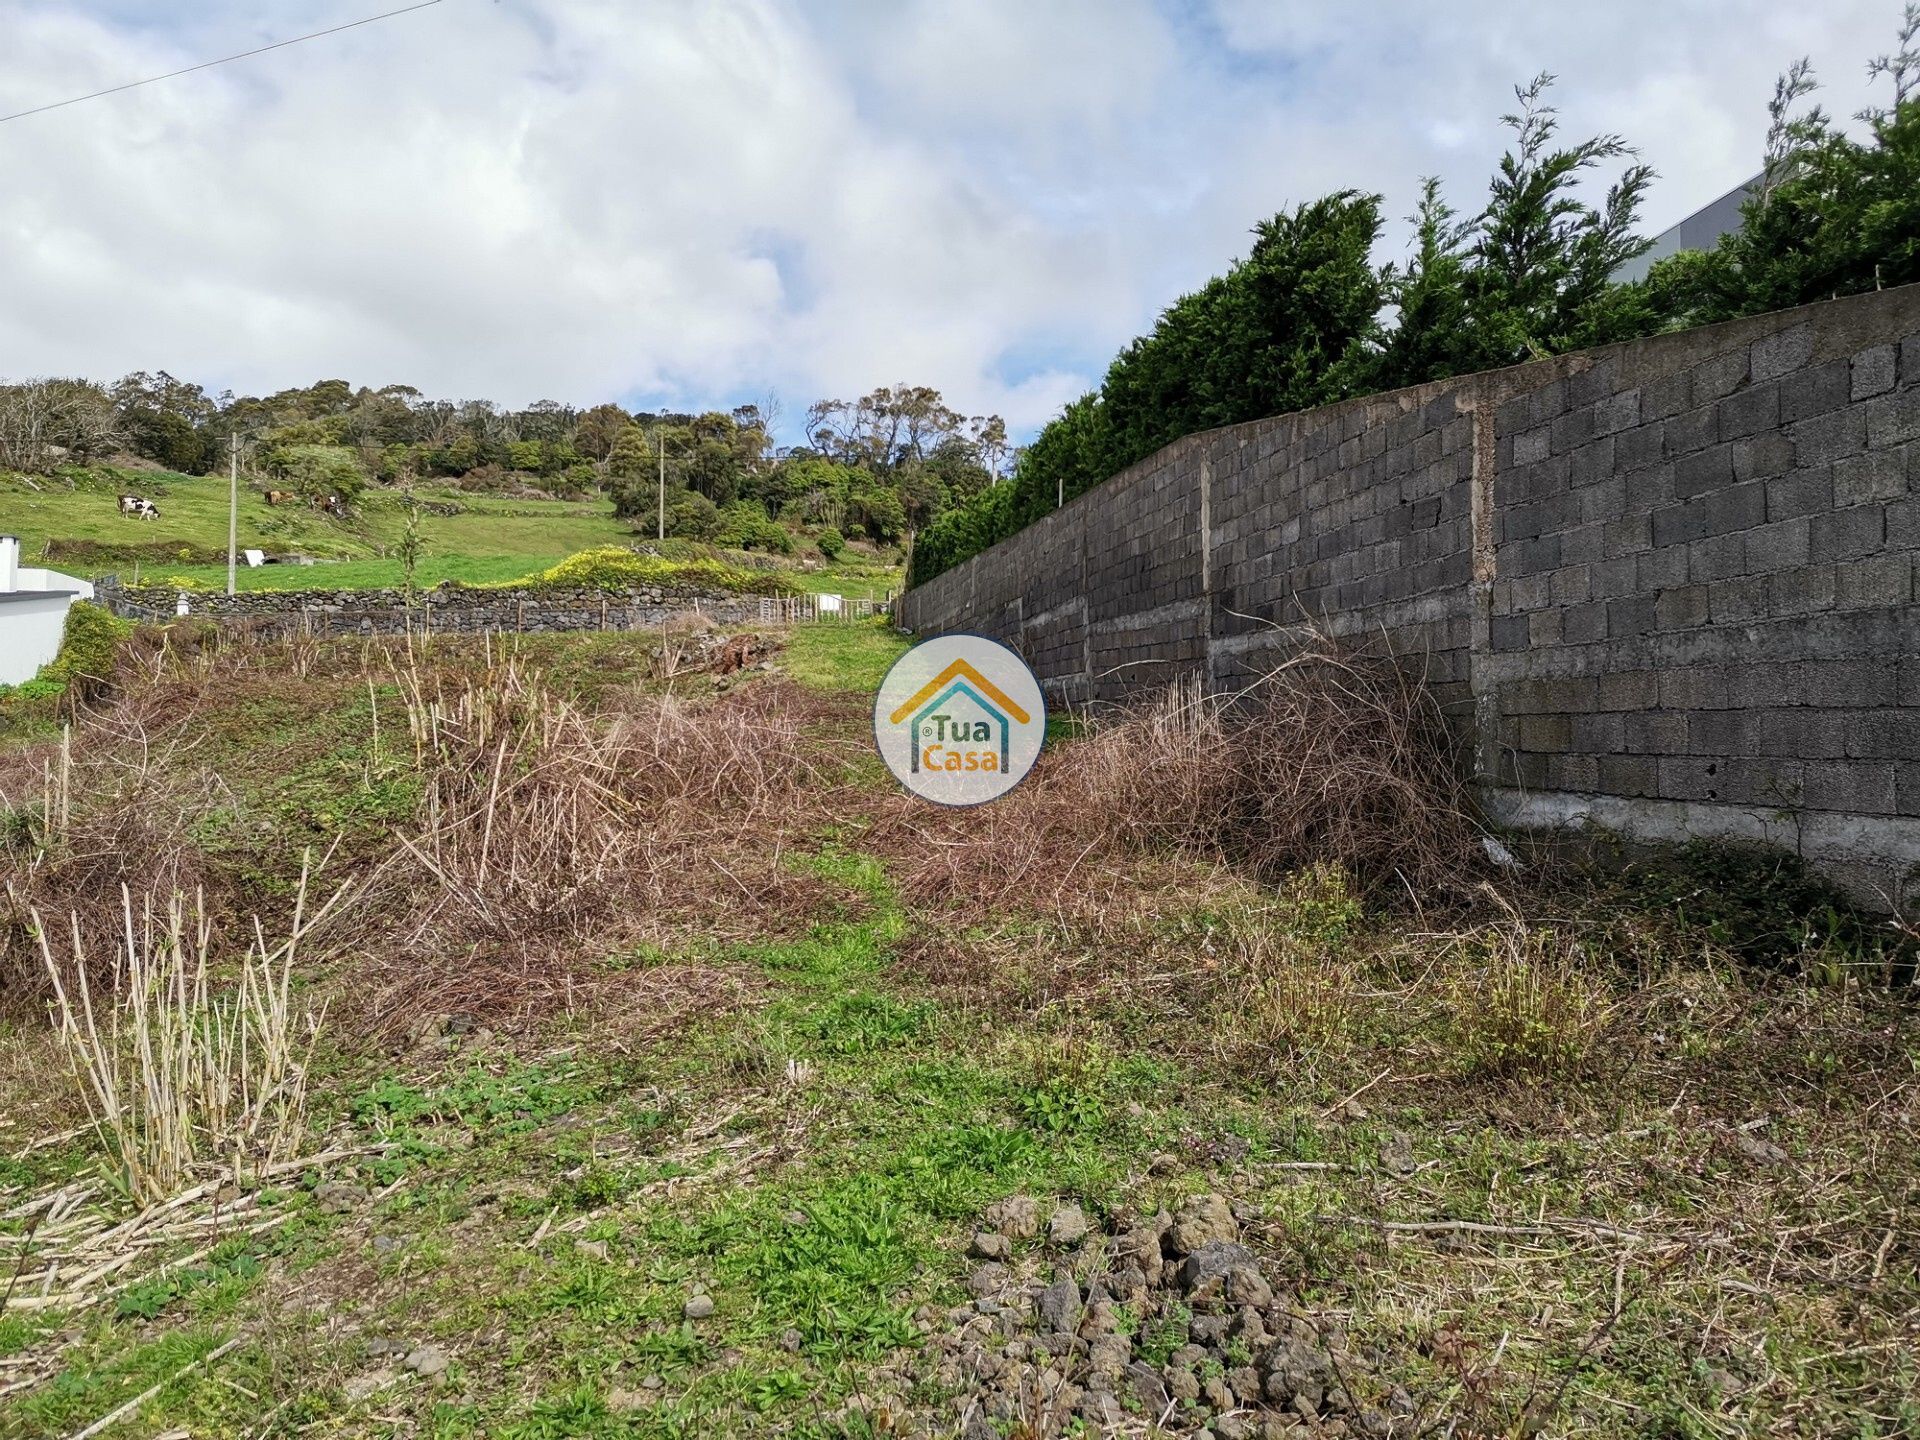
0, 623, 1915, 1439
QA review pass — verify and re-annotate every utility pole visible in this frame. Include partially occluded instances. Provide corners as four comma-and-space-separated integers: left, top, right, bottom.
227, 431, 238, 595
657, 431, 667, 541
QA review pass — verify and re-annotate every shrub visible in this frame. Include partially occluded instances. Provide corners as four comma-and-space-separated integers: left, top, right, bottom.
714, 500, 795, 554
815, 527, 845, 561
512, 546, 796, 597
666, 489, 721, 541
41, 601, 130, 696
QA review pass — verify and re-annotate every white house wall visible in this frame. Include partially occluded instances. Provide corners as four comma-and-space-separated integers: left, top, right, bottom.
0, 594, 77, 685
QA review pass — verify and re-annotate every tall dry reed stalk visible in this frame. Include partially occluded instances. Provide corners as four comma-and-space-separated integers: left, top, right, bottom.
33, 862, 346, 1206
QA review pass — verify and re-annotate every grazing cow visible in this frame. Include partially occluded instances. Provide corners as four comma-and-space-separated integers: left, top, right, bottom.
118, 494, 160, 520
319, 493, 346, 516
264, 489, 298, 506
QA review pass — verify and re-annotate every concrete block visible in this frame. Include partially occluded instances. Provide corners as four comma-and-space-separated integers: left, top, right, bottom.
1505, 572, 1552, 611
1732, 433, 1795, 482
1595, 388, 1641, 436
1637, 545, 1690, 591
1851, 344, 1898, 400
1604, 513, 1654, 556
1652, 499, 1707, 548
1563, 602, 1608, 644
1690, 349, 1749, 404
1770, 565, 1839, 616
1689, 532, 1747, 582
1519, 715, 1573, 752
1766, 466, 1835, 521
1755, 708, 1849, 759
1865, 388, 1920, 449
1616, 422, 1665, 472
1890, 497, 1920, 548
1751, 323, 1813, 380
1790, 407, 1869, 466
1665, 406, 1719, 457
1707, 576, 1769, 623
1551, 406, 1596, 454
1719, 382, 1779, 440
1659, 665, 1731, 709
1675, 443, 1736, 497
1742, 518, 1811, 573
1779, 360, 1851, 423
1571, 713, 1626, 752
1687, 709, 1752, 755
1703, 481, 1767, 537
1607, 594, 1658, 636
1654, 755, 1721, 801
1846, 709, 1920, 760
1601, 755, 1661, 797
1801, 761, 1898, 814
1643, 371, 1690, 420
1590, 555, 1638, 598
1833, 451, 1907, 506
1810, 506, 1886, 561
1837, 554, 1914, 609
1623, 711, 1688, 754
1504, 534, 1562, 577
1802, 659, 1900, 707
1625, 463, 1676, 513
1654, 584, 1710, 630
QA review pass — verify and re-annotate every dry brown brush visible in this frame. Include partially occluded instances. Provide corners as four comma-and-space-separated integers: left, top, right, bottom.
878, 629, 1485, 944
1073, 635, 1484, 901
0, 707, 233, 1013
351, 658, 853, 1034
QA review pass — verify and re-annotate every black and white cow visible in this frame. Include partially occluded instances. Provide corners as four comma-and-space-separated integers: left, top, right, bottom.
118, 494, 161, 520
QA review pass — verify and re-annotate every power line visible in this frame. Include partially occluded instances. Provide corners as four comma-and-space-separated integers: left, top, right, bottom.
0, 0, 449, 126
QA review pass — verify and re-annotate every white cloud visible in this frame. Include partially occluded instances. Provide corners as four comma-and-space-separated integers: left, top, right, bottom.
0, 0, 1908, 439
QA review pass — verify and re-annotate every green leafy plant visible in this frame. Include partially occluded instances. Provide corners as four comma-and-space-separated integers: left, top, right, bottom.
1618, 841, 1912, 978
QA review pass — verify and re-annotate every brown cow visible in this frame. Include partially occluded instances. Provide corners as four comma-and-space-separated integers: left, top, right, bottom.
263, 489, 298, 506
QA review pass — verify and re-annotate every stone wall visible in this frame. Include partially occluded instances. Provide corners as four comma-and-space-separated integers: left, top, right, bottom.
99, 583, 764, 634
897, 285, 1920, 906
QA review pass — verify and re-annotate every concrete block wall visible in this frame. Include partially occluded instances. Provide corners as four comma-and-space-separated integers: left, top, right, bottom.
898, 284, 1920, 906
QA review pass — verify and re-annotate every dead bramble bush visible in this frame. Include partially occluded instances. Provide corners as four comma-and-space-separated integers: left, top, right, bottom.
1068, 630, 1485, 904
355, 660, 846, 1034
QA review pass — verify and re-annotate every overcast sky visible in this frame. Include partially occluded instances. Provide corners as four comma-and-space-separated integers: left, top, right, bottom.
0, 1, 1905, 440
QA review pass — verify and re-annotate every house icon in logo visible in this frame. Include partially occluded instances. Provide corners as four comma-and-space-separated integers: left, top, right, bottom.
887, 658, 1033, 774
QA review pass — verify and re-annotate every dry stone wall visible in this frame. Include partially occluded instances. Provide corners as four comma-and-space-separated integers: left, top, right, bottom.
897, 285, 1920, 905
100, 583, 763, 635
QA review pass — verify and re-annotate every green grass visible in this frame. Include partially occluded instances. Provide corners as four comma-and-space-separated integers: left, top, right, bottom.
780, 622, 910, 693
1, 465, 900, 598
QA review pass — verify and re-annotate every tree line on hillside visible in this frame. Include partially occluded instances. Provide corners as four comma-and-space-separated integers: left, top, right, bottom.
912, 8, 1920, 584
0, 372, 1011, 560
